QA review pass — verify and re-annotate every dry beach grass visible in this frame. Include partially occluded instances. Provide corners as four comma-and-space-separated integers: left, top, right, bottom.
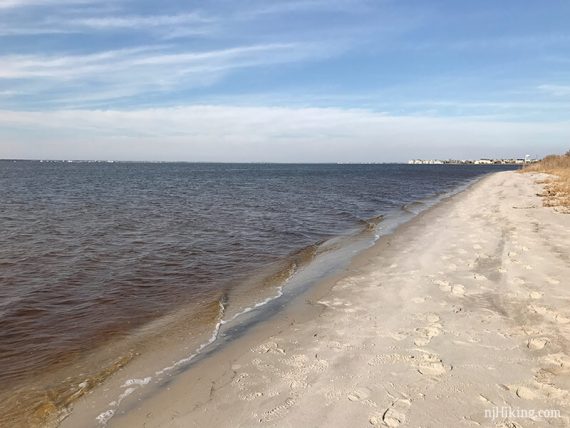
523, 152, 570, 212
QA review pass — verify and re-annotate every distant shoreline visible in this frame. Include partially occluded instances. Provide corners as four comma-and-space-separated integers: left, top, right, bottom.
0, 159, 530, 165
408, 158, 535, 165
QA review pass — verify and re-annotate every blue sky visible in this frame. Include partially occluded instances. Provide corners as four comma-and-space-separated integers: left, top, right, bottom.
0, 0, 569, 161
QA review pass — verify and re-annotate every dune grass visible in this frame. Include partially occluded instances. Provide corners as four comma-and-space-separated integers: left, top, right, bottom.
522, 151, 570, 212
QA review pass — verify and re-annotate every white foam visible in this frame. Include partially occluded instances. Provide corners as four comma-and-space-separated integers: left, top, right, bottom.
154, 271, 294, 378
97, 297, 235, 426
122, 377, 151, 387
96, 410, 114, 425
155, 300, 227, 376
117, 387, 136, 404
221, 286, 285, 326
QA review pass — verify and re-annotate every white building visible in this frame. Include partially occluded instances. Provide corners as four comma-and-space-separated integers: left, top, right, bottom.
474, 159, 492, 165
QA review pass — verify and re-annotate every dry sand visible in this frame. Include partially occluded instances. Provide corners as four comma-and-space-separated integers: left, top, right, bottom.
64, 171, 570, 427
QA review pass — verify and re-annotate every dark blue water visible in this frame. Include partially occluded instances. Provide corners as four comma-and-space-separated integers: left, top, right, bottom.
0, 161, 518, 424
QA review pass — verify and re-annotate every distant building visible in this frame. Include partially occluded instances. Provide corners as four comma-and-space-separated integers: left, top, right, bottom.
408, 157, 538, 165
474, 159, 492, 165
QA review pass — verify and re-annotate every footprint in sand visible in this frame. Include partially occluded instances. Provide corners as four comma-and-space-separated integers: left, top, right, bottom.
416, 353, 450, 377
515, 386, 538, 400
389, 331, 408, 341
234, 372, 265, 401
451, 284, 466, 296
528, 291, 543, 300
434, 280, 465, 296
527, 337, 549, 350
414, 314, 442, 346
370, 398, 411, 427
418, 362, 447, 376
426, 313, 440, 323
534, 371, 568, 400
414, 326, 441, 346
528, 305, 570, 324
252, 341, 286, 355
241, 391, 264, 401
510, 277, 525, 286
434, 279, 451, 291
542, 353, 570, 372
258, 397, 297, 423
496, 421, 524, 428
347, 387, 372, 402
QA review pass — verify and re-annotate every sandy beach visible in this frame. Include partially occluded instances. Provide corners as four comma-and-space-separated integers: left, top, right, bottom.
63, 170, 570, 427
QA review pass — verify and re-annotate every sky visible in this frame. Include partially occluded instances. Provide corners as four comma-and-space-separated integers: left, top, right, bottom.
0, 0, 569, 162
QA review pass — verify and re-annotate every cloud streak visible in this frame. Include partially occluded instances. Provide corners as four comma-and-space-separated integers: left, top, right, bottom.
0, 0, 95, 9
0, 43, 332, 107
73, 13, 211, 29
0, 10, 215, 37
538, 84, 570, 97
0, 44, 303, 79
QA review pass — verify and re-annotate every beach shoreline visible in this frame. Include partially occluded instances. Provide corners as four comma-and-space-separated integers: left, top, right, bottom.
2, 164, 515, 427
63, 170, 570, 427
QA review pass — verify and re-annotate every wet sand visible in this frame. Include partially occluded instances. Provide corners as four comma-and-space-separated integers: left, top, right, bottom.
64, 171, 570, 427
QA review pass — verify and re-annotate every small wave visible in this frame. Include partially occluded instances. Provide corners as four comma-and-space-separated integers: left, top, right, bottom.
96, 296, 230, 425
401, 201, 426, 214
155, 298, 227, 377
93, 246, 307, 426
288, 242, 321, 269
358, 214, 385, 232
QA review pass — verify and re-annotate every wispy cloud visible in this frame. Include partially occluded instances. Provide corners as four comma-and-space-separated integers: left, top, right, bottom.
0, 0, 411, 107
538, 84, 570, 97
0, 11, 215, 37
0, 43, 333, 106
0, 0, 95, 9
237, 0, 373, 18
0, 43, 319, 79
0, 46, 166, 78
73, 13, 211, 29
0, 26, 72, 36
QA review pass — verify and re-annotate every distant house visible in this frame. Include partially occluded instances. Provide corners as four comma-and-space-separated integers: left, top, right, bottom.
474, 159, 493, 165
408, 157, 533, 165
